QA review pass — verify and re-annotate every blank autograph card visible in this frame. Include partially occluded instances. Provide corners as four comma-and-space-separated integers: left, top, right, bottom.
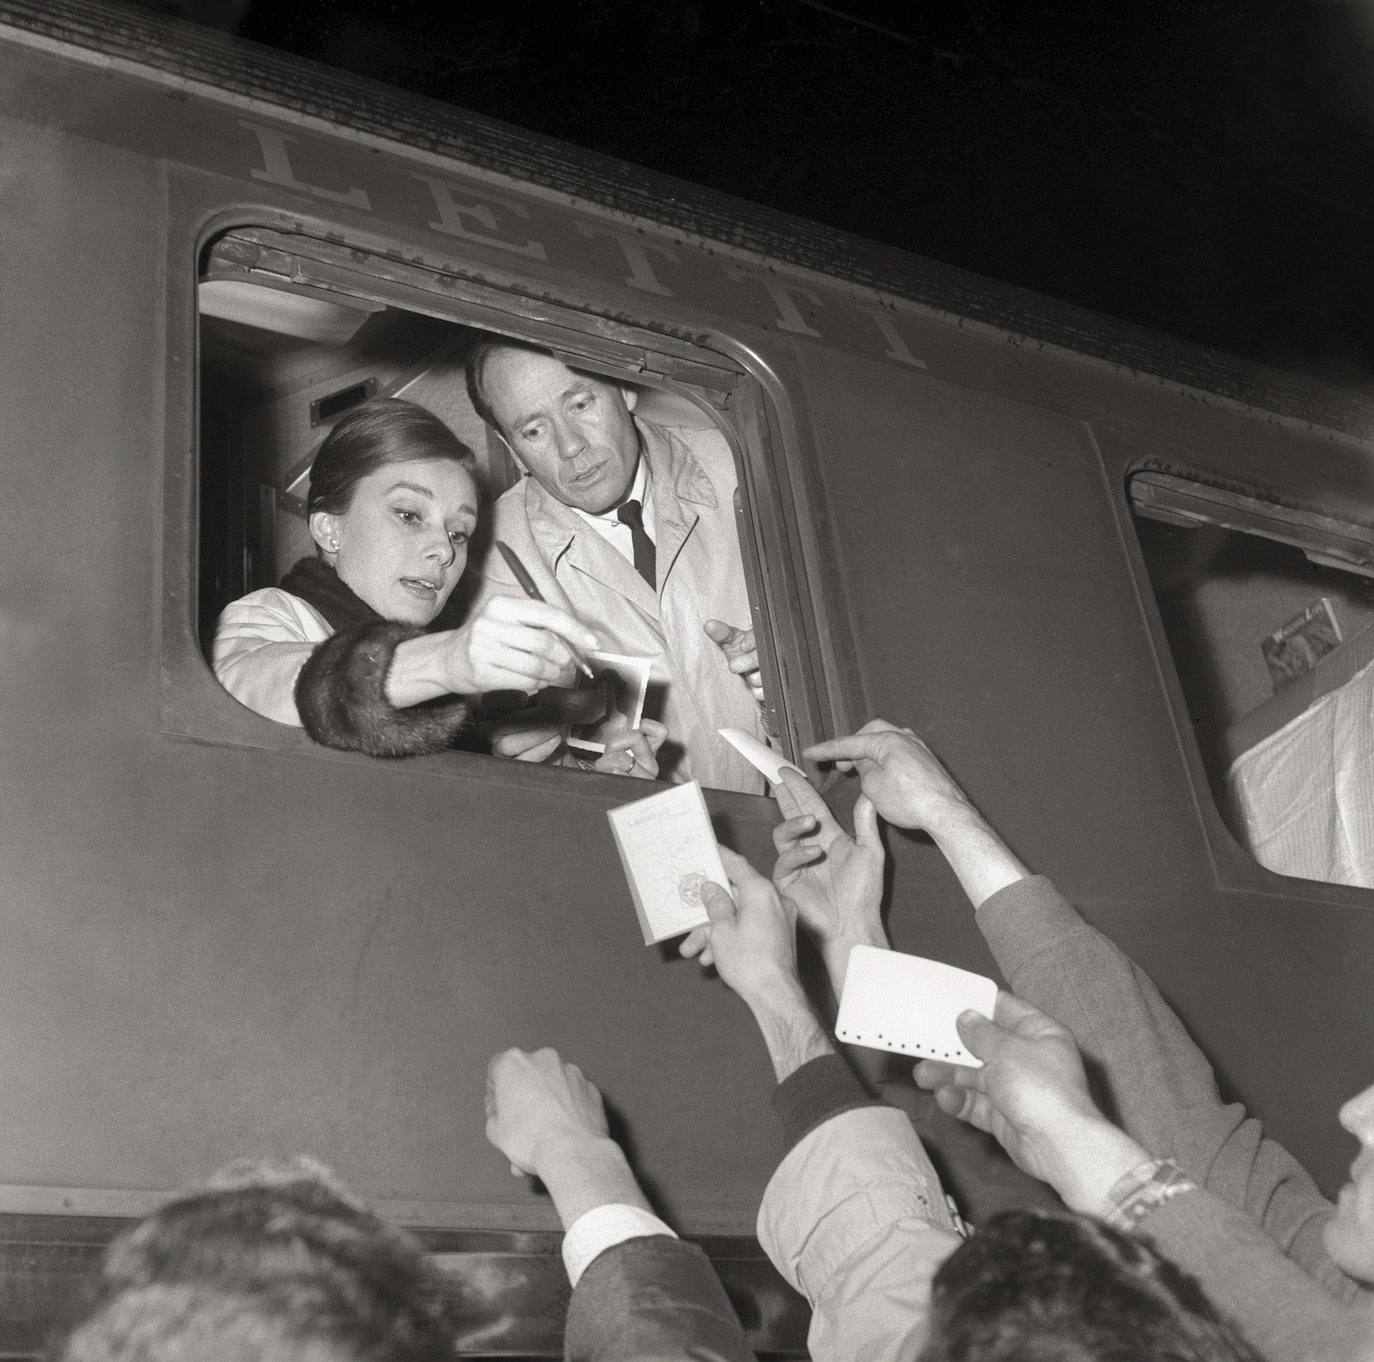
836, 944, 998, 1067
568, 650, 653, 757
607, 781, 725, 945
717, 727, 804, 785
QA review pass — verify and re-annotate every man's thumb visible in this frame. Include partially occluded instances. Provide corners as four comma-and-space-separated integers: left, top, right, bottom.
701, 881, 736, 925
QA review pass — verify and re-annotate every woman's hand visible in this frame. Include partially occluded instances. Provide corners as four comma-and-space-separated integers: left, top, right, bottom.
442, 596, 600, 696
592, 719, 667, 779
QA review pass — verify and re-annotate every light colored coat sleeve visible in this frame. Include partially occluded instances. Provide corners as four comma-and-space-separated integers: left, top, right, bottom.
977, 875, 1359, 1302
211, 589, 331, 727
756, 1106, 962, 1362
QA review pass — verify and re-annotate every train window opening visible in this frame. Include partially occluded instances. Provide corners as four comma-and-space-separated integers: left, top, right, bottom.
1129, 470, 1374, 888
195, 233, 799, 793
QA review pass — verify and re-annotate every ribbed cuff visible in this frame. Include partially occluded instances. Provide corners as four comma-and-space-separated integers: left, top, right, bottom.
772, 1053, 882, 1154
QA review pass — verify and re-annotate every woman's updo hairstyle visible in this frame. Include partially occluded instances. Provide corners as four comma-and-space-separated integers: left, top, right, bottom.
306, 396, 476, 518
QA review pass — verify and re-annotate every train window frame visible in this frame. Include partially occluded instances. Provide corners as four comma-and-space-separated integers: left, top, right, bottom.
162, 219, 843, 799
1126, 463, 1374, 892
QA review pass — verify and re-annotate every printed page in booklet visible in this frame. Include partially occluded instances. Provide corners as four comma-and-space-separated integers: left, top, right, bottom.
607, 781, 725, 944
836, 944, 998, 1067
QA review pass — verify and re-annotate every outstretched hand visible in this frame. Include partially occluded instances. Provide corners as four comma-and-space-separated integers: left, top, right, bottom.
679, 845, 799, 1003
914, 992, 1146, 1209
703, 619, 764, 704
803, 719, 977, 833
485, 1047, 610, 1180
772, 768, 885, 960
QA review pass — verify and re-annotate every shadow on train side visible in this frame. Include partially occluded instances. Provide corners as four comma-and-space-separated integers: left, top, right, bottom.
3, 0, 1374, 1354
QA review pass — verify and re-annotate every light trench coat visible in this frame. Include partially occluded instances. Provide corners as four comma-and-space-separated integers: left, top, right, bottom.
472, 418, 767, 794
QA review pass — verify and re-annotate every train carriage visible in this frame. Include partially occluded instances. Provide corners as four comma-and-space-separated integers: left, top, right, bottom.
2, 1, 1374, 1353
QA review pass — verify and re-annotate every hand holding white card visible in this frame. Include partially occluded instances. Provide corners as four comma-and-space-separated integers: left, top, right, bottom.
836, 944, 998, 1067
717, 727, 803, 785
607, 781, 724, 945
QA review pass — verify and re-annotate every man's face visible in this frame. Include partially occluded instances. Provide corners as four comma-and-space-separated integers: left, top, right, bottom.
1324, 1080, 1374, 1283
482, 350, 640, 514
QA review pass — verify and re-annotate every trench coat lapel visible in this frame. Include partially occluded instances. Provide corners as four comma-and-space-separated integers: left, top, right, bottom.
644, 421, 717, 592
525, 481, 657, 613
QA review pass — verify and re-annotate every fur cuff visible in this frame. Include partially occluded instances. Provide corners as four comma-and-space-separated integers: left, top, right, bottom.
295, 622, 473, 758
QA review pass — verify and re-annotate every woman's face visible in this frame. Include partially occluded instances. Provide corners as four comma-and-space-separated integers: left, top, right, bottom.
310, 458, 478, 626
1323, 1081, 1374, 1282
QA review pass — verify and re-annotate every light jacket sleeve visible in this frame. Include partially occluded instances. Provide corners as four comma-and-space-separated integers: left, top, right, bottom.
977, 875, 1356, 1301
212, 590, 324, 725
757, 1104, 962, 1362
563, 1235, 753, 1362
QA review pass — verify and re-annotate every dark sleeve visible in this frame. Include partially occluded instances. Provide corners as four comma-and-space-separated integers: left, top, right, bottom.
294, 621, 474, 757
978, 875, 1354, 1301
563, 1236, 753, 1362
773, 1053, 884, 1156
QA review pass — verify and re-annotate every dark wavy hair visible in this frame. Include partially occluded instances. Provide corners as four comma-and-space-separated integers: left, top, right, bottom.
307, 397, 475, 519
54, 1158, 461, 1362
918, 1209, 1263, 1362
463, 335, 562, 435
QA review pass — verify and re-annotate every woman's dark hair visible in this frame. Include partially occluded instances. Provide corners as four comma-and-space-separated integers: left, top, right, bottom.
307, 397, 475, 518
918, 1209, 1263, 1362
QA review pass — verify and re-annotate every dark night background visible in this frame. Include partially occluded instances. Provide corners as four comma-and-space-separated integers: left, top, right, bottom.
127, 0, 1374, 387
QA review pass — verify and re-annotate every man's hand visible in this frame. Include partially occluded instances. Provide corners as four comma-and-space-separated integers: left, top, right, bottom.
679, 846, 799, 1004
913, 993, 1147, 1211
591, 718, 667, 780
803, 720, 977, 833
772, 769, 886, 977
485, 1047, 610, 1180
703, 619, 764, 704
804, 720, 1029, 906
680, 846, 832, 1082
488, 717, 565, 764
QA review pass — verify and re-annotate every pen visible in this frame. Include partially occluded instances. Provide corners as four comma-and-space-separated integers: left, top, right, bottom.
495, 539, 597, 681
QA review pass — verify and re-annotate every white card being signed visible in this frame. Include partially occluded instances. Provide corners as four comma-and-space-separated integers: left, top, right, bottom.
717, 727, 803, 785
836, 944, 998, 1067
607, 781, 725, 945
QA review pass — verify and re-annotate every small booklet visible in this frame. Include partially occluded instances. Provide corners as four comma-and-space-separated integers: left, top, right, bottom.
607, 781, 724, 944
836, 944, 998, 1067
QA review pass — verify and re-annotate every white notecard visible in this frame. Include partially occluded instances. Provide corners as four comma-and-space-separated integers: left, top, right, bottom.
607, 781, 724, 945
717, 727, 804, 785
836, 944, 998, 1067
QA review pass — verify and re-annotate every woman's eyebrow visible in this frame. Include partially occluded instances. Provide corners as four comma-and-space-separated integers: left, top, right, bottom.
383, 481, 435, 498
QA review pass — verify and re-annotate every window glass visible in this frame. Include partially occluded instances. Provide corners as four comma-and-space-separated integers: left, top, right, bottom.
1130, 471, 1374, 887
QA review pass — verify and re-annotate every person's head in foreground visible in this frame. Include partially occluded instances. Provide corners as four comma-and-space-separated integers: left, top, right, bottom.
1327, 1079, 1374, 1284
55, 1157, 458, 1362
465, 337, 642, 516
917, 1208, 1262, 1362
307, 396, 479, 628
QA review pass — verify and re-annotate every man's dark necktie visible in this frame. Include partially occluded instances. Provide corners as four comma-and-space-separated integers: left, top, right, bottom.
616, 498, 656, 589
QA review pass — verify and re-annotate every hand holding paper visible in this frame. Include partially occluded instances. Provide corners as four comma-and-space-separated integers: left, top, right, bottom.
912, 989, 1146, 1208
607, 782, 723, 944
